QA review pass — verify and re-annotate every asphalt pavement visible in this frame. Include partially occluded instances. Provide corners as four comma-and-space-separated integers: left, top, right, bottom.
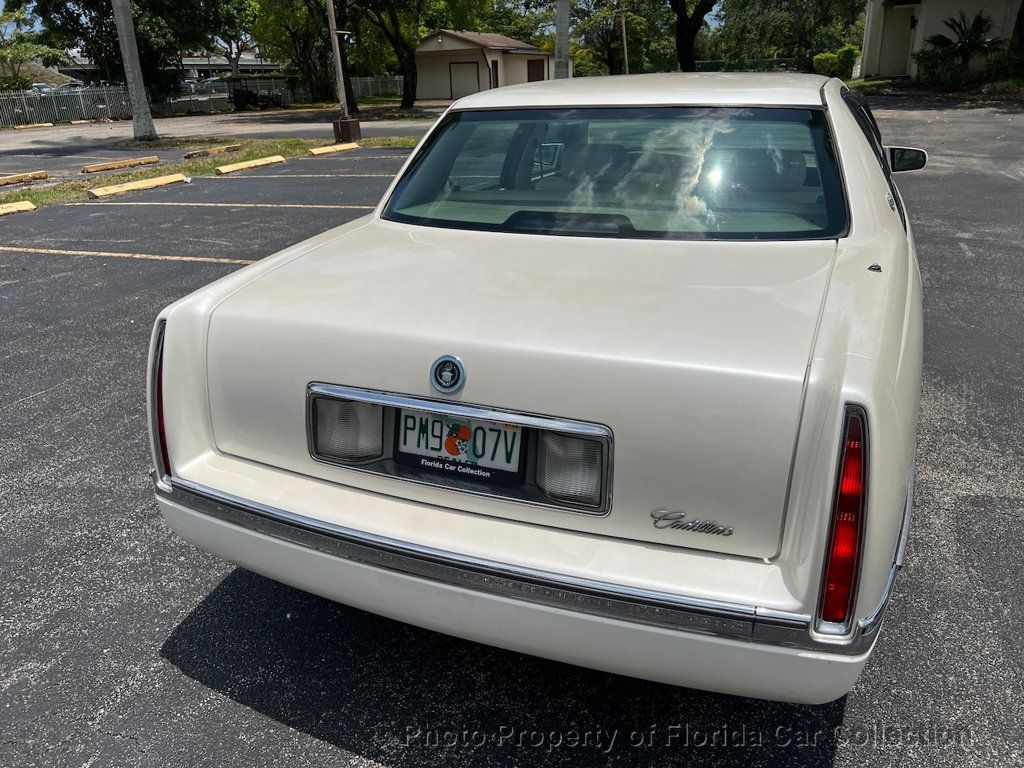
0, 100, 1021, 767
0, 108, 432, 181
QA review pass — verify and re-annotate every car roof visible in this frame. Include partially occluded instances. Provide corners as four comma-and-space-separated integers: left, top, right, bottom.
452, 73, 830, 110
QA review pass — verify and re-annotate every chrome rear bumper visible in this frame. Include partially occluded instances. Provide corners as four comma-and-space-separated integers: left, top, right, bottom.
155, 475, 899, 655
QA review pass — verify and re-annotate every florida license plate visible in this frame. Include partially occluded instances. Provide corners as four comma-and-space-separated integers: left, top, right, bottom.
394, 408, 524, 485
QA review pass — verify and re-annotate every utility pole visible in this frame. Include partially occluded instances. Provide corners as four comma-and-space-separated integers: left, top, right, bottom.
325, 0, 360, 142
110, 0, 156, 140
620, 13, 629, 75
554, 0, 570, 79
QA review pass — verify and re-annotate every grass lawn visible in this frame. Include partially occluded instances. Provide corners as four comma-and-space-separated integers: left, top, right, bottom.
0, 135, 419, 210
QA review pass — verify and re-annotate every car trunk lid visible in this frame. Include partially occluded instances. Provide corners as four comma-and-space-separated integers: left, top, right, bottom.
205, 219, 836, 559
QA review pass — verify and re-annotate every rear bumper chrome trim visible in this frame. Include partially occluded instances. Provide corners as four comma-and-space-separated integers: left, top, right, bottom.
156, 476, 888, 654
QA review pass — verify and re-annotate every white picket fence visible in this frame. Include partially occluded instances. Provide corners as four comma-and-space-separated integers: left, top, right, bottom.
0, 86, 132, 127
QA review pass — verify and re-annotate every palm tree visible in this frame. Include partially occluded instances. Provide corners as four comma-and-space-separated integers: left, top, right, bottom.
925, 10, 1004, 72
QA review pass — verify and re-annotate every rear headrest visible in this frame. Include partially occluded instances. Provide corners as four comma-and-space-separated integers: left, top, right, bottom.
562, 143, 629, 187
727, 149, 807, 193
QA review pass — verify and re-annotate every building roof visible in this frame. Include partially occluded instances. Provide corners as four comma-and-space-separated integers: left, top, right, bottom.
451, 72, 830, 109
427, 30, 544, 54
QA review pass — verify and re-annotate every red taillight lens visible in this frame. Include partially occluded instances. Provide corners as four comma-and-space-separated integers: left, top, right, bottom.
819, 410, 866, 627
153, 327, 172, 477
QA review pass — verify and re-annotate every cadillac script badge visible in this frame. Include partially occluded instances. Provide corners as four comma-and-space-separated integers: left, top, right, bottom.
650, 510, 734, 536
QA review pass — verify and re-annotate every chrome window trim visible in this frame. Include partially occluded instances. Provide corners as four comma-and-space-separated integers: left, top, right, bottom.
156, 475, 890, 655
306, 383, 614, 516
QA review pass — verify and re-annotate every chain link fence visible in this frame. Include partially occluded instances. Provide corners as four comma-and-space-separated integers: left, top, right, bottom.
350, 76, 403, 98
0, 86, 131, 127
0, 76, 405, 126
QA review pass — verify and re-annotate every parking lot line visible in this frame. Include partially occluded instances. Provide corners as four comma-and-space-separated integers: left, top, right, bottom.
0, 245, 254, 266
68, 202, 376, 210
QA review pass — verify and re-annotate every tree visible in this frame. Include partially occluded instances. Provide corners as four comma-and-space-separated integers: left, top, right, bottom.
712, 0, 863, 70
213, 0, 258, 75
252, 0, 357, 109
35, 0, 213, 99
111, 0, 157, 140
667, 0, 717, 71
0, 7, 67, 88
573, 0, 676, 76
925, 10, 1004, 72
482, 0, 549, 47
354, 0, 486, 109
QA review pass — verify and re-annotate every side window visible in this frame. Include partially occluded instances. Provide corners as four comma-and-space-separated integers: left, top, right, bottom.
447, 122, 518, 191
842, 91, 906, 229
532, 142, 564, 180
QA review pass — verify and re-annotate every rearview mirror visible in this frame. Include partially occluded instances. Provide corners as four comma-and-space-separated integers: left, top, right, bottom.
888, 147, 927, 173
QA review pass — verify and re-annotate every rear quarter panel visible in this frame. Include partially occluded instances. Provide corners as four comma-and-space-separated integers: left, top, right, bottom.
781, 80, 922, 624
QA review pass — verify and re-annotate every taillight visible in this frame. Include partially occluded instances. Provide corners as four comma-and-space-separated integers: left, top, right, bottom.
152, 322, 172, 478
818, 407, 867, 629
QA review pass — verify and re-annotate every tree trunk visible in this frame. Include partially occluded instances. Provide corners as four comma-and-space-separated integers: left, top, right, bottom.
110, 0, 156, 140
399, 48, 416, 109
365, 7, 417, 109
670, 0, 717, 72
674, 19, 700, 71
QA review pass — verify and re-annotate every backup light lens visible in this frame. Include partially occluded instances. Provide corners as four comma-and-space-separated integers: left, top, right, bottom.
314, 398, 383, 462
819, 409, 867, 628
536, 432, 603, 507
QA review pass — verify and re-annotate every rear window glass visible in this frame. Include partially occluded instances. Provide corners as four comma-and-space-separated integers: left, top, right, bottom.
383, 107, 847, 240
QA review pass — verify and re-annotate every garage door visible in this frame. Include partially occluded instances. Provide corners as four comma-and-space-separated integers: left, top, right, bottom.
450, 62, 480, 99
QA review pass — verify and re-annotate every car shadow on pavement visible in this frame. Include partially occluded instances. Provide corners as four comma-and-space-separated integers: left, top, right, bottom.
162, 568, 847, 767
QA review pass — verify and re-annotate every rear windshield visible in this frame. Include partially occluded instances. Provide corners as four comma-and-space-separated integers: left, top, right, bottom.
383, 107, 847, 240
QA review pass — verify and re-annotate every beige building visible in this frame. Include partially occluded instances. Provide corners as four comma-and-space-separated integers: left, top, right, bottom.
415, 30, 556, 100
860, 0, 1022, 77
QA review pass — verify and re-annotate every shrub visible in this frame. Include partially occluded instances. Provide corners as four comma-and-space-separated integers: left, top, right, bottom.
812, 52, 838, 77
835, 44, 861, 80
0, 74, 31, 91
985, 51, 1024, 81
913, 47, 962, 88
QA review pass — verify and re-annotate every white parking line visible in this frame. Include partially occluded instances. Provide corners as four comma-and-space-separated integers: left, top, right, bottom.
0, 245, 254, 265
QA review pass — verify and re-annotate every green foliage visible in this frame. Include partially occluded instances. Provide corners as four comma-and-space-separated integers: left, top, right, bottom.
912, 47, 961, 89
213, 0, 259, 73
0, 73, 32, 90
0, 8, 67, 82
834, 42, 859, 79
985, 50, 1024, 81
573, 0, 677, 76
251, 0, 335, 101
918, 9, 1005, 89
712, 0, 863, 71
34, 0, 214, 100
925, 9, 1004, 70
353, 0, 489, 107
812, 51, 837, 77
811, 44, 857, 79
481, 0, 551, 46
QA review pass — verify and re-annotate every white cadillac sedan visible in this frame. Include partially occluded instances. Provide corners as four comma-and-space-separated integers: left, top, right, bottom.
149, 73, 924, 704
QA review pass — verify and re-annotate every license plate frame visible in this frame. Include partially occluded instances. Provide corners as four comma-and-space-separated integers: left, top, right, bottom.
393, 407, 526, 486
